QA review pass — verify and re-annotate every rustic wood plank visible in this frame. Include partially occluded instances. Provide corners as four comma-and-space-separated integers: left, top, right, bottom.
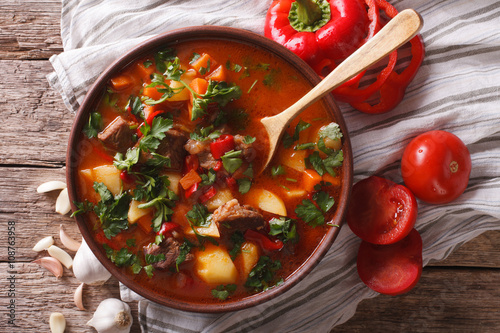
0, 0, 63, 60
335, 268, 500, 332
0, 60, 73, 167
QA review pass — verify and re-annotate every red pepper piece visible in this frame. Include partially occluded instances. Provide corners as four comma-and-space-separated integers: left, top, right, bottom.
184, 155, 200, 173
157, 222, 180, 237
146, 110, 165, 126
185, 182, 199, 199
136, 122, 145, 138
210, 134, 235, 160
244, 229, 284, 251
92, 144, 114, 162
225, 176, 238, 192
119, 170, 135, 183
199, 186, 217, 203
213, 160, 223, 171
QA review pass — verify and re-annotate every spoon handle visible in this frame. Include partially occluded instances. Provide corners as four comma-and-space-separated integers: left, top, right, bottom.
269, 8, 423, 129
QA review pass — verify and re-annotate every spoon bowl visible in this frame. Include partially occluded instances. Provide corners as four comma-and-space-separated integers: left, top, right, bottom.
260, 9, 423, 171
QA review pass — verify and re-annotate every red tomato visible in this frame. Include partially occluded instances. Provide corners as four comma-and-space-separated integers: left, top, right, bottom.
357, 228, 423, 296
401, 130, 471, 204
347, 176, 418, 245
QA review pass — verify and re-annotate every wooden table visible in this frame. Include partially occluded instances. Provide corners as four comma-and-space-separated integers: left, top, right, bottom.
1, 1, 498, 332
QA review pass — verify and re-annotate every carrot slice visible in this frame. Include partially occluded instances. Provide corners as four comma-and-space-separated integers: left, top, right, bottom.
143, 85, 166, 100
322, 172, 341, 186
189, 78, 209, 96
136, 215, 153, 234
206, 65, 226, 82
303, 169, 322, 192
191, 53, 217, 74
135, 60, 155, 80
110, 74, 134, 91
179, 169, 202, 190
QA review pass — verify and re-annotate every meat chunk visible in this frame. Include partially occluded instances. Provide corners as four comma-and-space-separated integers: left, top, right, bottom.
154, 129, 189, 171
184, 139, 218, 170
211, 199, 265, 232
97, 116, 135, 154
234, 134, 256, 162
143, 237, 193, 270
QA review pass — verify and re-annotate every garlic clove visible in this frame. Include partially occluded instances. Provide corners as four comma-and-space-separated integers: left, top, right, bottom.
47, 245, 73, 269
37, 180, 67, 193
59, 224, 81, 251
73, 239, 111, 285
56, 188, 71, 215
49, 312, 66, 333
33, 236, 55, 252
74, 283, 86, 311
32, 257, 63, 278
87, 298, 132, 333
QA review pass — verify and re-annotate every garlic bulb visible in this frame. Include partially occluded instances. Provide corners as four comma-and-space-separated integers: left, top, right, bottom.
87, 298, 132, 333
73, 239, 111, 285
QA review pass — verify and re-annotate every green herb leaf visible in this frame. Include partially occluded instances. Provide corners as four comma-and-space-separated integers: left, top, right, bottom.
154, 48, 176, 73
237, 177, 252, 194
145, 252, 166, 264
229, 231, 245, 260
211, 284, 237, 300
200, 169, 217, 187
83, 112, 102, 139
295, 199, 324, 227
245, 256, 282, 292
176, 241, 192, 271
268, 217, 298, 243
221, 150, 243, 174
318, 122, 343, 141
271, 165, 286, 177
138, 117, 173, 152
113, 147, 140, 172
313, 191, 335, 214
186, 204, 212, 227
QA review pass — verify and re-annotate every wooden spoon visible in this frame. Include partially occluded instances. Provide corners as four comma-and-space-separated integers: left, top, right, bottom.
260, 9, 423, 171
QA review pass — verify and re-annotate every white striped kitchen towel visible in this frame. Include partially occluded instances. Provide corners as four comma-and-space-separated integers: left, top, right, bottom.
47, 0, 500, 332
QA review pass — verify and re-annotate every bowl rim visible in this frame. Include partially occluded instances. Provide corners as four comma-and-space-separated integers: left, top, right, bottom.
66, 25, 353, 313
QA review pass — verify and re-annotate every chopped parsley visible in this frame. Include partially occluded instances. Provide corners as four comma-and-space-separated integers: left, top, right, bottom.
176, 241, 193, 271
295, 191, 335, 227
83, 112, 102, 139
245, 256, 282, 292
268, 217, 298, 243
113, 147, 140, 172
237, 177, 252, 194
186, 204, 212, 227
271, 165, 286, 177
229, 231, 245, 260
283, 119, 311, 148
138, 117, 173, 152
93, 182, 131, 239
191, 81, 242, 121
221, 150, 243, 174
211, 284, 237, 301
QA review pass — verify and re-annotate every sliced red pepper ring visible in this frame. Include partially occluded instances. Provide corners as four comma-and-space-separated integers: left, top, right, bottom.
244, 229, 284, 251
146, 110, 165, 126
210, 134, 235, 160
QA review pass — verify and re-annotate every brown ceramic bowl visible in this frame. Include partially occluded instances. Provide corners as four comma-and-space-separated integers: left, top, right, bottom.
67, 26, 353, 313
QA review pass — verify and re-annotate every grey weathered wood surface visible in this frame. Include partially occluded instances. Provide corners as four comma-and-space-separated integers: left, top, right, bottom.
0, 0, 498, 332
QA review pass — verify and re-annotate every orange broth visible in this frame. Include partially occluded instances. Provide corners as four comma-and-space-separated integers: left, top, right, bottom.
75, 39, 344, 303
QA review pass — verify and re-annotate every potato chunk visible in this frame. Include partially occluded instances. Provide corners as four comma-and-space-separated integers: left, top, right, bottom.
128, 199, 152, 224
205, 188, 234, 212
236, 241, 260, 279
252, 189, 287, 216
92, 164, 122, 195
185, 220, 220, 238
279, 148, 306, 172
195, 244, 238, 284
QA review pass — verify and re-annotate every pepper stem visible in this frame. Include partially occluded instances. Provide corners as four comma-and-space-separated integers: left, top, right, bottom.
295, 0, 323, 26
288, 0, 331, 33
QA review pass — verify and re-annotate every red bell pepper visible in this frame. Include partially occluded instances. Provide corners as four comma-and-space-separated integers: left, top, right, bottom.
244, 229, 284, 251
184, 155, 200, 173
119, 170, 135, 183
225, 176, 238, 192
185, 182, 199, 199
199, 186, 217, 203
210, 134, 235, 159
92, 144, 114, 162
265, 0, 425, 114
157, 222, 180, 237
145, 110, 165, 126
265, 0, 369, 70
